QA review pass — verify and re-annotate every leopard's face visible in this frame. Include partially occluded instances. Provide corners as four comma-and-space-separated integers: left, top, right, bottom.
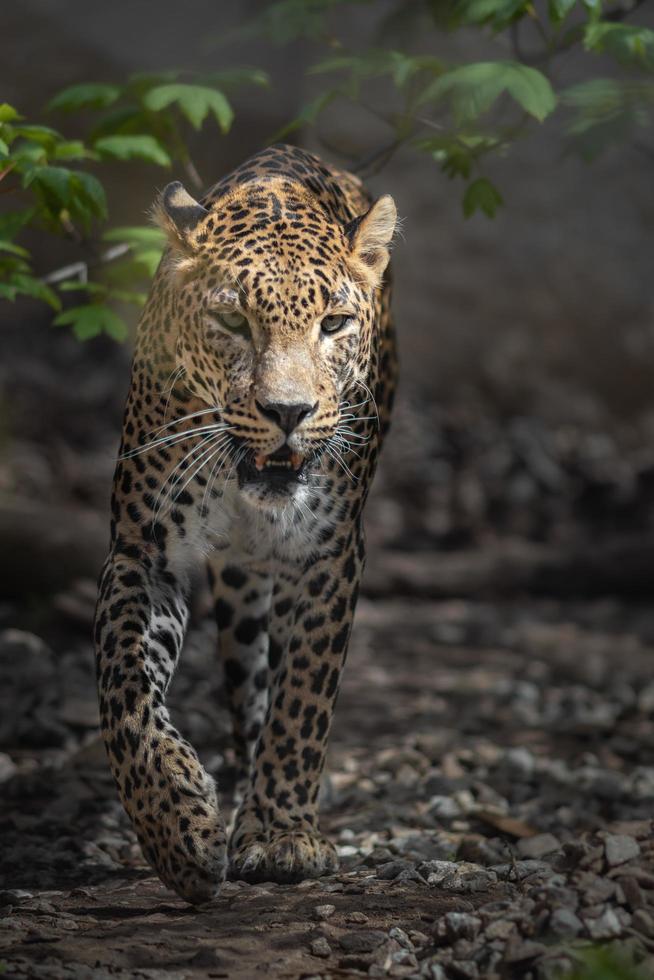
156, 180, 396, 509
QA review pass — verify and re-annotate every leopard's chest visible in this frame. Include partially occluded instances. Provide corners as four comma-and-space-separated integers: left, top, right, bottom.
160, 471, 348, 576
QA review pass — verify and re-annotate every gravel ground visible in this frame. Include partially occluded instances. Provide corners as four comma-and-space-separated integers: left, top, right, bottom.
2, 590, 654, 979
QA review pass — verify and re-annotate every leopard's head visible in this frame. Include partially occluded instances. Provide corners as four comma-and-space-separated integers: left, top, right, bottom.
151, 176, 396, 507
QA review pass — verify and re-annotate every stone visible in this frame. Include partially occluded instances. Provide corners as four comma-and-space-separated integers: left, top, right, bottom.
584, 907, 623, 939
314, 904, 336, 920
485, 919, 517, 941
0, 753, 17, 782
632, 909, 654, 939
436, 912, 482, 942
516, 834, 561, 859
548, 907, 583, 938
388, 927, 413, 948
618, 875, 645, 910
310, 936, 332, 958
376, 860, 415, 880
339, 931, 387, 953
604, 834, 640, 868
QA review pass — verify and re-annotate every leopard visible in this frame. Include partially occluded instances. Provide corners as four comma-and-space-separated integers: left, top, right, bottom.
93, 143, 398, 904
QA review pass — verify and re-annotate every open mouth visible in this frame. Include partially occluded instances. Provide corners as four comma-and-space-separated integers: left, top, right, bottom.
237, 445, 309, 489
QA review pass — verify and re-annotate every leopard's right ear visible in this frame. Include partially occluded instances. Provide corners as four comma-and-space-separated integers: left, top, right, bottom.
151, 181, 209, 253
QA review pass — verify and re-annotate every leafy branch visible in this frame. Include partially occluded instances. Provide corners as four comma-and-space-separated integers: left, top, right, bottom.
0, 68, 268, 338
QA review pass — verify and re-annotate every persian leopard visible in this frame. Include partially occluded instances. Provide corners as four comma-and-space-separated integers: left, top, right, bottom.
94, 143, 399, 904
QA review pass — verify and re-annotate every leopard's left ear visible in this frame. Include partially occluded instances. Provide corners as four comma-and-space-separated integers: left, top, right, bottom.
345, 195, 397, 286
151, 181, 209, 253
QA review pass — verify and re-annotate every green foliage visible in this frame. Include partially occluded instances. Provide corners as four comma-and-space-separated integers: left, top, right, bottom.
562, 77, 654, 158
2, 0, 652, 342
142, 83, 234, 132
53, 303, 129, 341
584, 21, 654, 68
463, 177, 504, 217
417, 61, 556, 123
568, 945, 651, 980
0, 68, 267, 340
93, 135, 172, 166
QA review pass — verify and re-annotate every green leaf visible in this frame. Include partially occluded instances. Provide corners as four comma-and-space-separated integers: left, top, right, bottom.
103, 225, 166, 246
53, 303, 128, 341
447, 0, 531, 31
463, 177, 504, 217
0, 138, 8, 158
584, 22, 654, 68
94, 134, 171, 166
126, 249, 164, 277
142, 83, 234, 132
419, 61, 556, 123
548, 0, 577, 23
309, 49, 444, 95
11, 124, 62, 147
48, 83, 121, 112
24, 164, 73, 204
0, 208, 36, 241
70, 171, 108, 220
562, 78, 654, 158
0, 104, 21, 123
53, 139, 91, 161
25, 166, 107, 225
0, 272, 61, 309
0, 240, 30, 257
202, 67, 270, 90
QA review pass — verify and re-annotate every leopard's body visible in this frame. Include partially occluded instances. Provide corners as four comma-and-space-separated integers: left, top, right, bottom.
94, 144, 398, 903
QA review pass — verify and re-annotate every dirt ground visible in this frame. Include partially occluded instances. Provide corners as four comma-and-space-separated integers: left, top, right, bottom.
2, 587, 654, 980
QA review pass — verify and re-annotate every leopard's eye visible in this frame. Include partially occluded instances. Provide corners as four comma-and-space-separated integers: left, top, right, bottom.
321, 314, 351, 335
212, 311, 250, 339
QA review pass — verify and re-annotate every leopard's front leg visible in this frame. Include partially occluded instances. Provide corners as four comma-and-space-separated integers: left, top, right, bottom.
95, 549, 226, 903
229, 525, 364, 882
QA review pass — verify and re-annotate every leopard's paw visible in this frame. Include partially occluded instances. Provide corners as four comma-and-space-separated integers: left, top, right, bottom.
133, 770, 227, 905
229, 830, 338, 883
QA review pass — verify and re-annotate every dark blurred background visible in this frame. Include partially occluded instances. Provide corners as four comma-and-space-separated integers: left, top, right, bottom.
2, 0, 654, 595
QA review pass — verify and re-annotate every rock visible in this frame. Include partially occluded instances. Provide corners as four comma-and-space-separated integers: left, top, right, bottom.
632, 908, 654, 939
428, 796, 463, 819
314, 904, 336, 920
604, 834, 640, 868
516, 833, 561, 859
345, 911, 368, 924
448, 960, 479, 979
435, 912, 482, 943
584, 907, 624, 939
618, 875, 645, 910
424, 860, 498, 893
339, 930, 387, 953
388, 948, 419, 975
388, 927, 413, 949
420, 964, 448, 980
485, 919, 517, 941
491, 859, 552, 881
0, 753, 17, 782
548, 907, 583, 938
310, 936, 332, 958
504, 939, 547, 963
376, 860, 415, 880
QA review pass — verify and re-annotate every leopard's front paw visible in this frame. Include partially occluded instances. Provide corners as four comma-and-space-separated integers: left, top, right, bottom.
229, 830, 338, 883
133, 771, 227, 904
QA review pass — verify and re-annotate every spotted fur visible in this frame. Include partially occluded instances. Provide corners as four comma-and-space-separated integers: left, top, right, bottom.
94, 144, 398, 903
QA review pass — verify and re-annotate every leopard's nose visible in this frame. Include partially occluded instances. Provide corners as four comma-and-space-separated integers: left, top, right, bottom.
255, 400, 318, 435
